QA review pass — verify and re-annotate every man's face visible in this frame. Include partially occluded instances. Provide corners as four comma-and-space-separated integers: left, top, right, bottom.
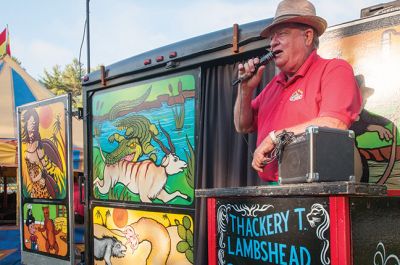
269, 24, 314, 76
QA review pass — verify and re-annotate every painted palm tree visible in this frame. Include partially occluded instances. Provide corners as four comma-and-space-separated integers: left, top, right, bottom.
162, 213, 171, 226
105, 210, 111, 228
52, 114, 65, 155
95, 210, 105, 226
169, 82, 185, 130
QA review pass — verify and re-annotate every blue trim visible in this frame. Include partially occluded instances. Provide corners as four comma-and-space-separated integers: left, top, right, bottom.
73, 149, 81, 170
0, 62, 3, 73
12, 69, 37, 107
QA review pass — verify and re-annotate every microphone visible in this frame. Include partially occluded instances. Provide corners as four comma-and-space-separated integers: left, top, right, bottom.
232, 50, 276, 86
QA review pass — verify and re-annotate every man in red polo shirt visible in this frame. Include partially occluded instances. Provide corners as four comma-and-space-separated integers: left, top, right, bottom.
234, 0, 361, 182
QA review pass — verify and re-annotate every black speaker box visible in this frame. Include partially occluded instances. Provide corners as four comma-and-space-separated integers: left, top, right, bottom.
278, 126, 355, 184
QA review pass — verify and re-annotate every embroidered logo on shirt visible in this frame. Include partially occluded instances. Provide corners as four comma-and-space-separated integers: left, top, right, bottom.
289, 89, 304, 102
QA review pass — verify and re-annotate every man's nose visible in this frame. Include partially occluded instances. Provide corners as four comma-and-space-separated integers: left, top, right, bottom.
270, 38, 278, 49
270, 34, 279, 49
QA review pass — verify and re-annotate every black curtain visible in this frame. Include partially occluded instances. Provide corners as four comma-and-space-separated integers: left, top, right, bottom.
194, 53, 276, 264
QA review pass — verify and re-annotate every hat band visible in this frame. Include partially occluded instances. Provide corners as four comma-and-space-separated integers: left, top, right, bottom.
273, 13, 315, 23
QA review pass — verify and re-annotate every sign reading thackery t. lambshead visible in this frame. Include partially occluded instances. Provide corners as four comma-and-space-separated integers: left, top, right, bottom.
216, 197, 330, 265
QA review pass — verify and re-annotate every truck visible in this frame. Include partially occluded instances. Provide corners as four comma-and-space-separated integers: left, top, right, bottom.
80, 3, 400, 264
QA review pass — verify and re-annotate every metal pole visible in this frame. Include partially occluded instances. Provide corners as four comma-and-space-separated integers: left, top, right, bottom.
86, 0, 91, 74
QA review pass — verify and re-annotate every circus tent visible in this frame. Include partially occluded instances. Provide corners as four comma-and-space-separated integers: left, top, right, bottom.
0, 54, 83, 172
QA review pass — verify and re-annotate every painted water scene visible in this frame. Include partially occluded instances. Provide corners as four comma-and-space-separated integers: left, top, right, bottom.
92, 206, 194, 265
320, 21, 400, 189
22, 203, 69, 258
91, 71, 196, 206
19, 101, 68, 199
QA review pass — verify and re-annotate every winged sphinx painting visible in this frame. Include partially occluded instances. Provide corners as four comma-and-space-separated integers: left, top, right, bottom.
19, 102, 67, 199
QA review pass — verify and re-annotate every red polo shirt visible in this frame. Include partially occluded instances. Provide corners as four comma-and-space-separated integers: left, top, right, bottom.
251, 50, 361, 182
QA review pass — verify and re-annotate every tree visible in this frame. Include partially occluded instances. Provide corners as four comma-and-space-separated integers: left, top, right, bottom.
40, 58, 85, 108
11, 56, 22, 66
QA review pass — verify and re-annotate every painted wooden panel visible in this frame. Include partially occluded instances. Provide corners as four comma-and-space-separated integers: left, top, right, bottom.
22, 203, 69, 257
91, 70, 197, 206
92, 206, 194, 265
320, 13, 400, 190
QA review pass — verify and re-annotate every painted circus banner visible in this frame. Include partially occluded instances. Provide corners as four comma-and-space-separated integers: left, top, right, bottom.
319, 12, 400, 190
22, 203, 69, 257
92, 206, 194, 265
216, 197, 330, 265
90, 70, 196, 206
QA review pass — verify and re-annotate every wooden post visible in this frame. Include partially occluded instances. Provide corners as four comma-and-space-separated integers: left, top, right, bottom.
232, 23, 239, 53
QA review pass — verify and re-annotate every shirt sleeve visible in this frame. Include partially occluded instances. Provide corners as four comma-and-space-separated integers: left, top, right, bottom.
318, 59, 362, 127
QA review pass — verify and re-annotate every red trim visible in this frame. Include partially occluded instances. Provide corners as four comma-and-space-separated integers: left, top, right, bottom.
169, 51, 177, 58
329, 196, 352, 265
207, 198, 217, 265
156, 56, 164, 62
387, 190, 400, 196
330, 197, 339, 264
0, 28, 6, 44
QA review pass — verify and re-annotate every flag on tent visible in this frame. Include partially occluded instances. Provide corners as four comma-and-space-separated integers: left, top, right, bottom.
0, 28, 6, 53
0, 27, 11, 57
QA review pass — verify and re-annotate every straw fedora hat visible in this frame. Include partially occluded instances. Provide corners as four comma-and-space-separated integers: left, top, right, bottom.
261, 0, 327, 38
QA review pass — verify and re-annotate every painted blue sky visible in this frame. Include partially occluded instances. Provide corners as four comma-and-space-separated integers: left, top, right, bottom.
1, 0, 389, 79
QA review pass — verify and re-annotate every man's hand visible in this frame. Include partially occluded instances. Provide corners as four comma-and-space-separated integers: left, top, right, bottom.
252, 135, 275, 172
234, 58, 265, 133
238, 58, 266, 93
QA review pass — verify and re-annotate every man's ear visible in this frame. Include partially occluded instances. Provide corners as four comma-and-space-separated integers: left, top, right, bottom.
304, 28, 314, 46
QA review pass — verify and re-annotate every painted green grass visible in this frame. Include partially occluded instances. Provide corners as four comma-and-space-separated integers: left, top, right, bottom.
185, 135, 195, 189
172, 104, 185, 130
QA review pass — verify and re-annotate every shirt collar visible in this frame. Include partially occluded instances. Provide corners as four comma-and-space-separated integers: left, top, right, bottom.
276, 49, 319, 86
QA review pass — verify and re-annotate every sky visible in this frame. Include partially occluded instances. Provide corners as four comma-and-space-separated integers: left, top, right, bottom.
1, 0, 390, 80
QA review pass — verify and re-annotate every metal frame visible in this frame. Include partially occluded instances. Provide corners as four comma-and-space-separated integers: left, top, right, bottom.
83, 67, 201, 264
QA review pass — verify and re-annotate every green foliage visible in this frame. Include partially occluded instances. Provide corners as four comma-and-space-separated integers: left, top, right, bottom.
177, 224, 187, 239
40, 58, 85, 108
11, 56, 22, 65
175, 216, 194, 264
93, 147, 105, 182
107, 183, 137, 201
185, 135, 195, 189
22, 182, 29, 198
177, 241, 189, 252
183, 216, 191, 229
169, 81, 185, 130
186, 230, 193, 247
185, 249, 194, 263
172, 104, 185, 130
